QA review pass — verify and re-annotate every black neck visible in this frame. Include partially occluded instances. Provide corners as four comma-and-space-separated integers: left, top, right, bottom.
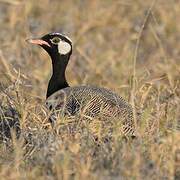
46, 54, 70, 98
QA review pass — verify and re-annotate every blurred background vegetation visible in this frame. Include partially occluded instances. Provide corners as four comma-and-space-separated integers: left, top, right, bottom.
0, 0, 179, 179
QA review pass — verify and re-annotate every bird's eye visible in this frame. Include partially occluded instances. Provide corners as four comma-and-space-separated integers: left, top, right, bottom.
51, 37, 61, 44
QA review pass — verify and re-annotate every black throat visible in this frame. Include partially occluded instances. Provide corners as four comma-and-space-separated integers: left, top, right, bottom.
46, 53, 70, 98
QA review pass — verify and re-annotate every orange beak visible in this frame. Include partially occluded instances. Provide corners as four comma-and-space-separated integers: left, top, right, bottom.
26, 38, 51, 47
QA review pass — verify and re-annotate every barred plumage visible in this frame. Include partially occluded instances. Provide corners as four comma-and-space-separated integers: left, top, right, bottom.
46, 85, 136, 137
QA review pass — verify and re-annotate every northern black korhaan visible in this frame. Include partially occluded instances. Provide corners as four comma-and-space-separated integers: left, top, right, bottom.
26, 32, 136, 137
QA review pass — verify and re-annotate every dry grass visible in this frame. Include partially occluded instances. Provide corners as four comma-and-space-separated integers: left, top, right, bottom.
0, 0, 179, 179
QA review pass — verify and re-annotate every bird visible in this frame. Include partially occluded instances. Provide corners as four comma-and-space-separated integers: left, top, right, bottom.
26, 32, 137, 138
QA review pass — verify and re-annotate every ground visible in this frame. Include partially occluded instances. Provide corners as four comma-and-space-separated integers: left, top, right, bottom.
0, 0, 179, 179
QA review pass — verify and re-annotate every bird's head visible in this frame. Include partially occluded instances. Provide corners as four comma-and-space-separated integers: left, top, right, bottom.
26, 32, 72, 58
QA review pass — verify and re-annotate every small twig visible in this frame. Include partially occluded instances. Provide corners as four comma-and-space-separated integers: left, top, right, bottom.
131, 0, 157, 134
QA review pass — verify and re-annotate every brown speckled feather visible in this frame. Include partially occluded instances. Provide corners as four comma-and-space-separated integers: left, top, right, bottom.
46, 85, 136, 137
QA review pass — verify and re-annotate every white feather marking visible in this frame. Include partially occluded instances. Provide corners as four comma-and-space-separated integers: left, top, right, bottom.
64, 35, 72, 43
50, 33, 72, 43
58, 41, 71, 55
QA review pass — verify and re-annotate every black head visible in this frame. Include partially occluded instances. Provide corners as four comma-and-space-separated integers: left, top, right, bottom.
27, 33, 72, 98
26, 32, 72, 58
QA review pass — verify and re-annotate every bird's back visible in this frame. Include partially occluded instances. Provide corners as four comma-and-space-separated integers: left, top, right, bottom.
46, 85, 136, 137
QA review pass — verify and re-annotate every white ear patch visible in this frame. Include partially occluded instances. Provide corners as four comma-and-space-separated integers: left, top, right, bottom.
58, 41, 71, 55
